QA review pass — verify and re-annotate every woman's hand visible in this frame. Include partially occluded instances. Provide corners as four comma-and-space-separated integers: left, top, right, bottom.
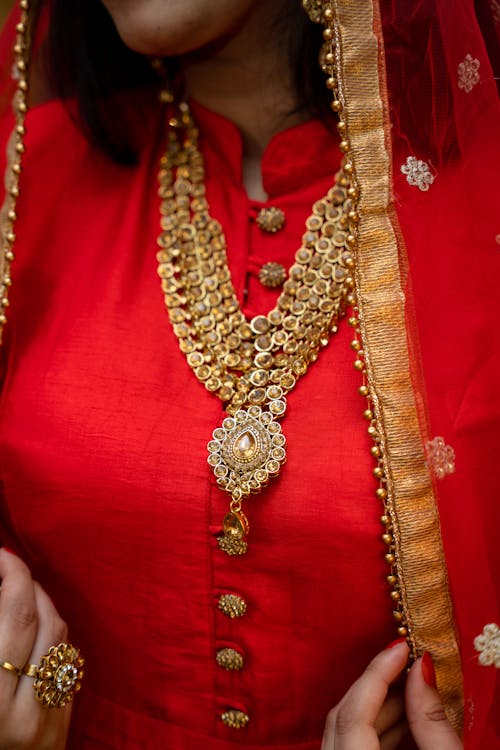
0, 548, 72, 750
321, 640, 463, 750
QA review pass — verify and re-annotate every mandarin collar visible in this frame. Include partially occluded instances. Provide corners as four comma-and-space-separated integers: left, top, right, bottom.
189, 99, 340, 198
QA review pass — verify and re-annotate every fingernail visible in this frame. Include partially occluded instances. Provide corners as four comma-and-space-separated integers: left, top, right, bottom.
386, 637, 407, 649
422, 651, 437, 688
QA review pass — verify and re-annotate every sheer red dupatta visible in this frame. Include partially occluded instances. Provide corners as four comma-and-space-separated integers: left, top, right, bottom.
380, 1, 500, 745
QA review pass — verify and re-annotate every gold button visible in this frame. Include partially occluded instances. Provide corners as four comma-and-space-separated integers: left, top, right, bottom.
218, 593, 247, 619
221, 709, 250, 729
256, 206, 285, 233
258, 261, 287, 288
216, 647, 244, 671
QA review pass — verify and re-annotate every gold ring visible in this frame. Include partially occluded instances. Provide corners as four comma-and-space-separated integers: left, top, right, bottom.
0, 658, 22, 677
23, 642, 84, 708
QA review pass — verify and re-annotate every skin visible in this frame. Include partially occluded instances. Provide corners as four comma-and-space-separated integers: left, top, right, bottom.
0, 3, 465, 747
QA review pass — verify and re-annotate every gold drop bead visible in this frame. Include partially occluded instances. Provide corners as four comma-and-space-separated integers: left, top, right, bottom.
13, 43, 22, 55
385, 553, 396, 565
363, 409, 373, 420
393, 610, 403, 622
325, 52, 335, 65
15, 143, 25, 154
15, 22, 26, 34
0, 315, 7, 325
339, 140, 350, 153
6, 233, 16, 244
323, 28, 334, 41
376, 488, 387, 500
371, 445, 381, 457
18, 102, 27, 114
337, 121, 346, 134
382, 534, 393, 545
387, 574, 397, 585
351, 340, 360, 351
5, 251, 15, 262
324, 8, 334, 20
367, 425, 378, 437
20, 0, 28, 8
373, 466, 384, 479
1, 298, 10, 308
380, 515, 390, 526
331, 100, 342, 112
343, 163, 354, 175
326, 77, 336, 90
359, 385, 369, 397
353, 359, 364, 371
348, 316, 358, 327
397, 626, 408, 637
346, 234, 356, 247
348, 210, 359, 223
346, 293, 356, 305
18, 80, 28, 92
390, 590, 401, 602
11, 163, 21, 175
7, 211, 17, 221
15, 125, 25, 136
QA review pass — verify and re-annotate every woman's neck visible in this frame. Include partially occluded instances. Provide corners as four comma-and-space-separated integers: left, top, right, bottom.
181, 2, 310, 200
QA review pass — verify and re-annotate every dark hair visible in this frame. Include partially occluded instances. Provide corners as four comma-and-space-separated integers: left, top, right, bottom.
43, 0, 327, 164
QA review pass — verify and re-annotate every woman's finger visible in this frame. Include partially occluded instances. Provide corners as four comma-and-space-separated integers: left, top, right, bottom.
373, 691, 405, 735
379, 720, 410, 750
406, 654, 463, 749
0, 548, 38, 701
322, 640, 410, 749
17, 581, 69, 703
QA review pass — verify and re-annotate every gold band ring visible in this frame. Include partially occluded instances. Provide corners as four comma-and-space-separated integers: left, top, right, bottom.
0, 658, 22, 677
23, 642, 85, 708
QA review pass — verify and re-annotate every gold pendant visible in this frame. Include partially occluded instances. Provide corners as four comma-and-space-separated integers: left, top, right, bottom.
207, 404, 287, 554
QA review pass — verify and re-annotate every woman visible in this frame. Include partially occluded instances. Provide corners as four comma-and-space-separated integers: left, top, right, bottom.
0, 0, 498, 748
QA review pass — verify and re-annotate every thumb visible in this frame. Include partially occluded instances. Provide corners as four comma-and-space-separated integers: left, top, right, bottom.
405, 653, 462, 749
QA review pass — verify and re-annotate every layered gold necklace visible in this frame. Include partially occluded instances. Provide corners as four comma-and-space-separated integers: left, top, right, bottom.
156, 100, 357, 555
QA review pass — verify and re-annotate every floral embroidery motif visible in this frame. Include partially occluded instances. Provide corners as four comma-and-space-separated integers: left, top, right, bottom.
425, 437, 456, 479
457, 54, 480, 93
400, 157, 435, 192
474, 623, 500, 668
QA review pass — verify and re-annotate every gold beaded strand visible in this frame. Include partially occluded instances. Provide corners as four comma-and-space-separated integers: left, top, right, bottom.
0, 0, 32, 345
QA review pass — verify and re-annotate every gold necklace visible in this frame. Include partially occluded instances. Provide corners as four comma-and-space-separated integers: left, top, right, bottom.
156, 100, 357, 555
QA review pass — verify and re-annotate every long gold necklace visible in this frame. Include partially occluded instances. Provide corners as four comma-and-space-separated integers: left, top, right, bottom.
156, 100, 357, 555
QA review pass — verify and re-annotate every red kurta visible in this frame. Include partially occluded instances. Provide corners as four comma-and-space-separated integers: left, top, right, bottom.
0, 95, 498, 748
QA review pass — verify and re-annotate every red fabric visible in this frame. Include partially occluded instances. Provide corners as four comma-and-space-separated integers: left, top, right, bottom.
0, 100, 399, 748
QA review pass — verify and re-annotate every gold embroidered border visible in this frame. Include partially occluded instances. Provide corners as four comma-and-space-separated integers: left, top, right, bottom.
332, 0, 464, 733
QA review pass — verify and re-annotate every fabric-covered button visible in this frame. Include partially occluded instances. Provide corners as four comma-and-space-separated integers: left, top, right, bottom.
218, 593, 247, 618
256, 206, 285, 233
258, 261, 287, 288
216, 647, 244, 671
221, 709, 250, 729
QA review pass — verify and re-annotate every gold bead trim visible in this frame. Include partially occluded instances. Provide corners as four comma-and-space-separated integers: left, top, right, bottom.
218, 593, 247, 618
220, 709, 250, 729
0, 0, 32, 346
216, 647, 244, 671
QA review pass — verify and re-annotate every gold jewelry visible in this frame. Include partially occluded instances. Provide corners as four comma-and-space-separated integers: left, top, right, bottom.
24, 642, 84, 709
258, 261, 287, 288
156, 100, 356, 555
0, 658, 22, 677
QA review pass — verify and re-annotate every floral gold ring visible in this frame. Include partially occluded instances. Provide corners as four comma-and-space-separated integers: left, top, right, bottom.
23, 642, 84, 708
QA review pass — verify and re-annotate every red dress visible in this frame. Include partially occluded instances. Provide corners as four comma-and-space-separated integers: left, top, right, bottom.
0, 96, 498, 748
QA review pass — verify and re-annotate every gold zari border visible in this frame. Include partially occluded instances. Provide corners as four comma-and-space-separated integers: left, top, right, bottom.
332, 0, 464, 733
